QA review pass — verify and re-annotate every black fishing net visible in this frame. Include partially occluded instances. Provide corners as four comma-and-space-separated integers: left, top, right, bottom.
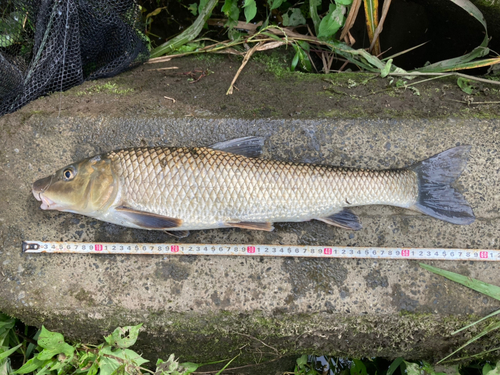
0, 0, 149, 116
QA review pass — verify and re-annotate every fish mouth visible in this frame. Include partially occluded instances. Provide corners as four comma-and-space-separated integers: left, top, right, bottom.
32, 175, 55, 210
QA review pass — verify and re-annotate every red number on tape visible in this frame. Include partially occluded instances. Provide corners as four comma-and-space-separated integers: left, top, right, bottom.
247, 246, 256, 253
95, 244, 103, 251
171, 245, 179, 253
324, 248, 332, 255
401, 249, 410, 257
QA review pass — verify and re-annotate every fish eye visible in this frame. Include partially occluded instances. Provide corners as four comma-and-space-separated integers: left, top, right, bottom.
62, 167, 76, 181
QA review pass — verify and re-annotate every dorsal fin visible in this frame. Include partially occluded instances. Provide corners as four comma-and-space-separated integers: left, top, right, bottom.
210, 136, 264, 158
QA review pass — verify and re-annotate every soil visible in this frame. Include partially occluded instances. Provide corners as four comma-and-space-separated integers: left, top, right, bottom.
14, 49, 500, 121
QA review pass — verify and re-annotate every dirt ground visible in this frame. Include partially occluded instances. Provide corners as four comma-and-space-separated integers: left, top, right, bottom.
14, 49, 500, 121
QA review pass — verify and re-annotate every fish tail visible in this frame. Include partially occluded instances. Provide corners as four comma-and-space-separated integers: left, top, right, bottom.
409, 146, 475, 225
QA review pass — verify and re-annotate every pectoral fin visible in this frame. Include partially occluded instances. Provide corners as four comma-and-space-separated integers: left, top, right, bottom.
115, 206, 182, 229
226, 221, 274, 231
317, 209, 362, 230
210, 136, 264, 158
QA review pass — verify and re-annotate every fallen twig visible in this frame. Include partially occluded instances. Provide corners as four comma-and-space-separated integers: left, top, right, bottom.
164, 96, 176, 103
227, 41, 264, 95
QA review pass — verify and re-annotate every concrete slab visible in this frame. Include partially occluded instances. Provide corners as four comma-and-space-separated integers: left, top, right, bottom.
2, 113, 500, 366
1, 57, 500, 369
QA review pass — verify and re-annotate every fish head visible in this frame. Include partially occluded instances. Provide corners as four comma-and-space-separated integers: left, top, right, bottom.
32, 155, 118, 215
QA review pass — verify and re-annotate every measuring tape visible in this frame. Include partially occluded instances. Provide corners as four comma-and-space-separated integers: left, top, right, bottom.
22, 241, 499, 261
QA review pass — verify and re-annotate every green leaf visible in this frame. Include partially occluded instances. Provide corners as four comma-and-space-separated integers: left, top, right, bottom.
317, 4, 346, 40
104, 324, 142, 349
290, 43, 312, 72
14, 357, 45, 374
221, 0, 239, 28
86, 360, 99, 375
483, 363, 494, 375
484, 361, 500, 375
351, 359, 367, 375
309, 0, 321, 34
243, 0, 257, 23
291, 49, 300, 72
100, 347, 149, 366
381, 59, 393, 78
296, 354, 308, 367
180, 362, 201, 374
99, 357, 122, 375
404, 362, 422, 375
457, 77, 474, 94
188, 3, 198, 16
37, 327, 74, 358
269, 0, 284, 10
387, 357, 404, 375
336, 0, 353, 5
419, 264, 500, 301
0, 344, 22, 361
282, 8, 306, 27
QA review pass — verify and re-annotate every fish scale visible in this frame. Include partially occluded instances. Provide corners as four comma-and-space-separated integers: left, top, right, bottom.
107, 147, 418, 230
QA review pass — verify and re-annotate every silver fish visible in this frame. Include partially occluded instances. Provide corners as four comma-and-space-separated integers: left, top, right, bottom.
32, 137, 474, 235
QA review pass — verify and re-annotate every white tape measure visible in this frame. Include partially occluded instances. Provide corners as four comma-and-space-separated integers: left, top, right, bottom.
22, 241, 499, 261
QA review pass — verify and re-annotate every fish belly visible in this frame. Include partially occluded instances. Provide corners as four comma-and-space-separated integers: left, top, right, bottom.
108, 147, 418, 230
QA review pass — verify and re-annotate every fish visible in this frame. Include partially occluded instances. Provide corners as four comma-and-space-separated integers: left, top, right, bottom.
32, 137, 475, 237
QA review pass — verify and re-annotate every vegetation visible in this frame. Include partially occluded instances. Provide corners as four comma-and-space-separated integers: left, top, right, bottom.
142, 0, 500, 94
3, 263, 500, 375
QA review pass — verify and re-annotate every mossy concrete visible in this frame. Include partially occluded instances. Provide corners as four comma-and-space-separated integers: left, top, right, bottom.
1, 59, 500, 370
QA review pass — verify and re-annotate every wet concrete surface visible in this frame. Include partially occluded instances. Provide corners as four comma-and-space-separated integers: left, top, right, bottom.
1, 113, 500, 365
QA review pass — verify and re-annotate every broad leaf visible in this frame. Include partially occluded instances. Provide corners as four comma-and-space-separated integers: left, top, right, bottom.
104, 324, 142, 349
269, 0, 284, 10
243, 0, 257, 23
457, 77, 474, 94
37, 327, 74, 358
98, 357, 122, 375
318, 4, 346, 40
282, 8, 306, 27
351, 359, 367, 375
100, 347, 149, 366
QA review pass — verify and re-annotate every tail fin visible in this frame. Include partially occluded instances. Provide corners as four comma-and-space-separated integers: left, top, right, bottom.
409, 146, 475, 225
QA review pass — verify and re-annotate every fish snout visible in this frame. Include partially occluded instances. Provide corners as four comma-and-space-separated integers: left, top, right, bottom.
32, 176, 53, 209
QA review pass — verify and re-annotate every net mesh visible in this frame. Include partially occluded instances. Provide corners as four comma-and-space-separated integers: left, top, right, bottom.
0, 0, 149, 116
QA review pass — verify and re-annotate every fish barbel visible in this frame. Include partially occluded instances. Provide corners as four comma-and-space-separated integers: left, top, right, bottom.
32, 137, 474, 235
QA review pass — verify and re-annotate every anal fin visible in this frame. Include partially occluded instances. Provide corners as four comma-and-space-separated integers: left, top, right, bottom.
115, 206, 182, 229
317, 209, 362, 230
226, 221, 274, 231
